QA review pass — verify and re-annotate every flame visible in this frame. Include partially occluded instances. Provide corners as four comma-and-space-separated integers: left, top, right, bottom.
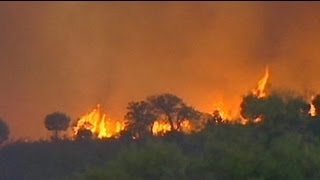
180, 120, 193, 133
70, 67, 273, 139
73, 104, 126, 139
152, 120, 172, 136
212, 103, 233, 120
253, 66, 269, 98
310, 96, 316, 116
151, 119, 195, 136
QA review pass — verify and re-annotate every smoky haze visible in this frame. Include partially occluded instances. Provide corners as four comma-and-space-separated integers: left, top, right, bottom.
0, 2, 320, 139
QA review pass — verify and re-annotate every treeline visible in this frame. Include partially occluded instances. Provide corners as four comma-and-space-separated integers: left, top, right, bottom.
1, 91, 320, 179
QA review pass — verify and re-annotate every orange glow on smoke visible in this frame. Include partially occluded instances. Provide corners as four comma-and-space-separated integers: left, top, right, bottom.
212, 102, 234, 120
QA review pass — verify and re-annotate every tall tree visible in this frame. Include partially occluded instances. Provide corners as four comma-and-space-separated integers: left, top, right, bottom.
0, 119, 9, 144
147, 93, 197, 131
125, 101, 157, 138
44, 112, 71, 140
176, 105, 201, 131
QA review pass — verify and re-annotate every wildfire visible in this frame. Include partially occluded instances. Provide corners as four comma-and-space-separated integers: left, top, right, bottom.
212, 103, 233, 120
238, 66, 270, 124
310, 96, 316, 116
152, 120, 171, 136
73, 104, 126, 139
151, 119, 195, 136
253, 66, 269, 98
71, 67, 273, 139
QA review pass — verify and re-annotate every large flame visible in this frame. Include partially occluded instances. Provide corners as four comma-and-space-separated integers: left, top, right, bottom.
73, 104, 126, 139
239, 66, 270, 124
72, 67, 272, 139
253, 66, 269, 98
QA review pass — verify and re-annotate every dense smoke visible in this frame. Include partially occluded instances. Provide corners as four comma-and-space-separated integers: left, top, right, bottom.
0, 2, 320, 138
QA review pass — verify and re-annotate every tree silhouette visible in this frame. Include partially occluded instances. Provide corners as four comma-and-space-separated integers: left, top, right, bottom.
0, 119, 9, 144
240, 93, 264, 123
147, 93, 195, 132
176, 105, 201, 131
207, 110, 224, 126
125, 101, 157, 138
241, 92, 311, 131
44, 112, 71, 140
285, 96, 310, 126
124, 93, 201, 136
76, 129, 93, 140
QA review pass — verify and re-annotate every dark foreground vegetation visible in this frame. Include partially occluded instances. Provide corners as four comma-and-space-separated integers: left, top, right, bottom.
2, 91, 320, 180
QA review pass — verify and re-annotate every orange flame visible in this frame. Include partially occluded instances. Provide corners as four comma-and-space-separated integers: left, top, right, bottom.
152, 120, 172, 136
238, 67, 270, 124
212, 103, 233, 120
151, 119, 195, 136
72, 67, 272, 139
310, 96, 316, 116
253, 66, 269, 98
73, 104, 126, 139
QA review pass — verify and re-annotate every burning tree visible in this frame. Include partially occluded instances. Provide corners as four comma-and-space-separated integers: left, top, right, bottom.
147, 93, 185, 132
147, 93, 201, 135
124, 101, 157, 138
240, 91, 311, 131
124, 93, 202, 137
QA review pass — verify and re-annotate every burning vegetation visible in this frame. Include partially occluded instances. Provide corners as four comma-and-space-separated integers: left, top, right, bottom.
69, 66, 319, 140
72, 104, 126, 139
252, 66, 269, 98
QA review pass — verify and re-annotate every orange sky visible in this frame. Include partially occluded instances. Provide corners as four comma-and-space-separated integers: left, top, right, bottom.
1, 2, 320, 139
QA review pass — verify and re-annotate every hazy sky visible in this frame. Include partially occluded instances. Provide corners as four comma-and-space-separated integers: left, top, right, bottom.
1, 2, 320, 139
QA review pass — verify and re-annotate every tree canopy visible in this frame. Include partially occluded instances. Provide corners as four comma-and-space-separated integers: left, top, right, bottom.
44, 112, 71, 140
125, 93, 202, 138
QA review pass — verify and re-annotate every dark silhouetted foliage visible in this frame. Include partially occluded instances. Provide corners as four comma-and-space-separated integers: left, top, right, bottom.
125, 101, 157, 138
147, 93, 187, 131
125, 93, 202, 138
76, 129, 93, 140
2, 92, 320, 180
78, 141, 187, 180
0, 119, 9, 144
44, 112, 71, 140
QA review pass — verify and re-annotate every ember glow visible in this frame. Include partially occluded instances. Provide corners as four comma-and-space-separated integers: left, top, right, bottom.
73, 104, 126, 139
